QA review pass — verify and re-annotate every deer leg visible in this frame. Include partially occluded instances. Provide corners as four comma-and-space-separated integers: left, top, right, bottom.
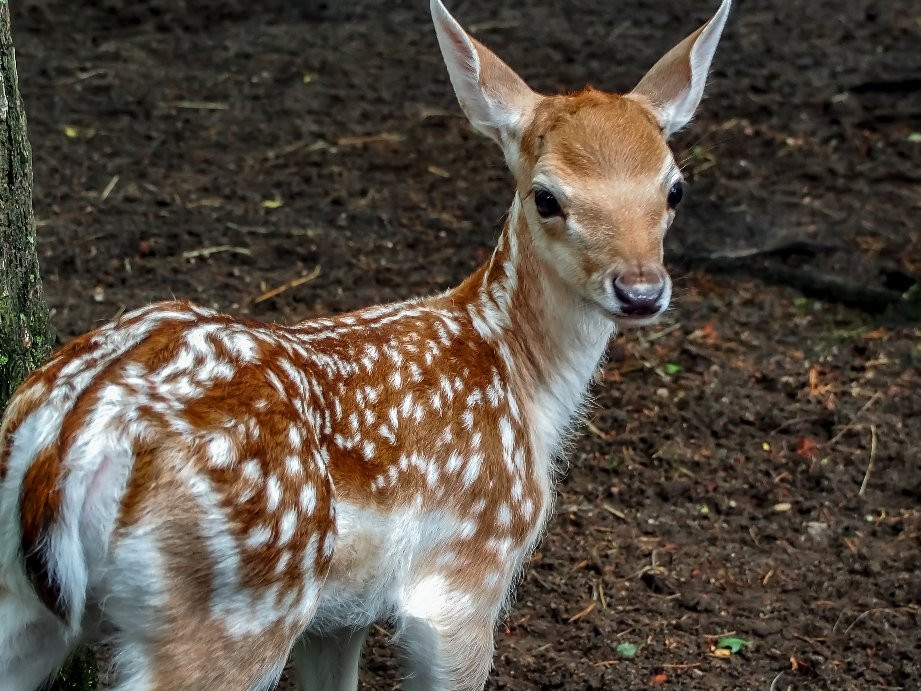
394, 608, 495, 691
290, 625, 370, 691
0, 589, 76, 691
101, 508, 322, 691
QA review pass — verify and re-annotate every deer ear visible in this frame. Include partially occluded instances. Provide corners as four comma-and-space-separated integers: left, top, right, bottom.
629, 0, 731, 138
431, 0, 538, 147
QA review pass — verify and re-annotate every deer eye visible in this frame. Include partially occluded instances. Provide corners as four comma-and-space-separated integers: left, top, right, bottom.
667, 181, 684, 209
534, 189, 562, 218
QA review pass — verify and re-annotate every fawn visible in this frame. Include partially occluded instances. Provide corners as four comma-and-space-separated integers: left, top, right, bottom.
0, 0, 730, 688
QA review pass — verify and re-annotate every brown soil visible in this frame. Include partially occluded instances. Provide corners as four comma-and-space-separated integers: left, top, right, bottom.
11, 0, 920, 689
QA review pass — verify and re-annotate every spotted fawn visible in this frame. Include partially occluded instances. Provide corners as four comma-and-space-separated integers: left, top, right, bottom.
0, 1, 730, 688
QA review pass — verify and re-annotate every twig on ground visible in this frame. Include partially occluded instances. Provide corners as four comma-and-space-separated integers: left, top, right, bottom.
336, 133, 404, 147
253, 266, 322, 304
566, 602, 596, 624
99, 175, 119, 202
169, 100, 229, 110
182, 245, 252, 260
584, 419, 611, 440
592, 660, 619, 668
769, 671, 785, 691
826, 392, 882, 446
642, 322, 681, 342
596, 579, 607, 609
602, 504, 626, 521
110, 304, 126, 322
791, 633, 826, 647
844, 607, 908, 635
858, 424, 878, 497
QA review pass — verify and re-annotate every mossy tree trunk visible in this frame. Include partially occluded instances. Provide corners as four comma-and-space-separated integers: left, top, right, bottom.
0, 1, 53, 400
0, 4, 96, 689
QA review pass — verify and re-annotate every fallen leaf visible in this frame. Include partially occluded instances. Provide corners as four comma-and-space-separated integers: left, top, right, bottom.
651, 673, 668, 685
262, 198, 284, 209
716, 636, 750, 654
615, 642, 637, 659
795, 437, 818, 459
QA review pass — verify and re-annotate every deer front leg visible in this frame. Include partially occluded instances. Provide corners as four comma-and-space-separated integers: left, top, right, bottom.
397, 615, 495, 691
394, 577, 497, 691
290, 626, 370, 691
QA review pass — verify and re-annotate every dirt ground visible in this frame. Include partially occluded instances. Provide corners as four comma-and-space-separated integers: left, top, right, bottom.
11, 0, 921, 688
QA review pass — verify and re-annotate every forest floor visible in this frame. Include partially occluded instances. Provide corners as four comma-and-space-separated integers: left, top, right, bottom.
12, 0, 921, 688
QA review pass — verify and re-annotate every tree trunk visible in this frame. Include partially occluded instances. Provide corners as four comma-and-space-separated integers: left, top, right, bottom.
0, 5, 96, 689
0, 2, 53, 405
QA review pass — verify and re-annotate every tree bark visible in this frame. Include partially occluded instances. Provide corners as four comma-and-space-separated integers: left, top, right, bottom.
0, 4, 96, 689
0, 1, 53, 406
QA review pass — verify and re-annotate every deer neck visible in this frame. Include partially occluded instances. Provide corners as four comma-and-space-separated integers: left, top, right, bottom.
451, 196, 615, 458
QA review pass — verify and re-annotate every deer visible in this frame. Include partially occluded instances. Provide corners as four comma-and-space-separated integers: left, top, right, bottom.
0, 0, 731, 688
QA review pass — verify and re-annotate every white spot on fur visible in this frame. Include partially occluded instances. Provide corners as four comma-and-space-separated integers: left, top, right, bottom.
266, 474, 282, 512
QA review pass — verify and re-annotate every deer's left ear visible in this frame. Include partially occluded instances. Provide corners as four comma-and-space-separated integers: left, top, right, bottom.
629, 0, 731, 138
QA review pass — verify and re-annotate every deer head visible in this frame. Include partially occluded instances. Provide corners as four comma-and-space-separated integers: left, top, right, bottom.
432, 0, 731, 326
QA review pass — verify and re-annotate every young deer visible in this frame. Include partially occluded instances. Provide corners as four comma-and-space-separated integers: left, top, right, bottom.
0, 1, 730, 688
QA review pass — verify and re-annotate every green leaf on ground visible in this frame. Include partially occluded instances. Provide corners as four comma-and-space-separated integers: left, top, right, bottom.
664, 362, 681, 375
616, 642, 638, 659
716, 637, 750, 654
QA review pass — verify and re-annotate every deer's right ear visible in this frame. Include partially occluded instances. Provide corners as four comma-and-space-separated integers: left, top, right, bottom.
431, 0, 538, 147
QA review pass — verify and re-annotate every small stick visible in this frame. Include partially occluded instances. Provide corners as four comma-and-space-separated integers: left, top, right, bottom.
769, 671, 785, 691
844, 607, 901, 635
643, 322, 682, 342
584, 419, 611, 440
110, 304, 127, 322
826, 392, 882, 446
170, 100, 229, 110
566, 602, 596, 624
100, 175, 119, 202
858, 424, 878, 497
254, 265, 322, 304
593, 660, 619, 669
602, 504, 626, 520
182, 245, 252, 260
336, 133, 404, 147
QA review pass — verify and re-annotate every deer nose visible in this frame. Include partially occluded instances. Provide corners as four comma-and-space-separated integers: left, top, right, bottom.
612, 271, 665, 317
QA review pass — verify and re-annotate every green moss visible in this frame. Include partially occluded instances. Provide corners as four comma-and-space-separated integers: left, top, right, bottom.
50, 647, 98, 690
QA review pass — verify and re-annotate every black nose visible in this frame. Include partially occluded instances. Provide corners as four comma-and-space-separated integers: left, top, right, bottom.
612, 273, 665, 317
